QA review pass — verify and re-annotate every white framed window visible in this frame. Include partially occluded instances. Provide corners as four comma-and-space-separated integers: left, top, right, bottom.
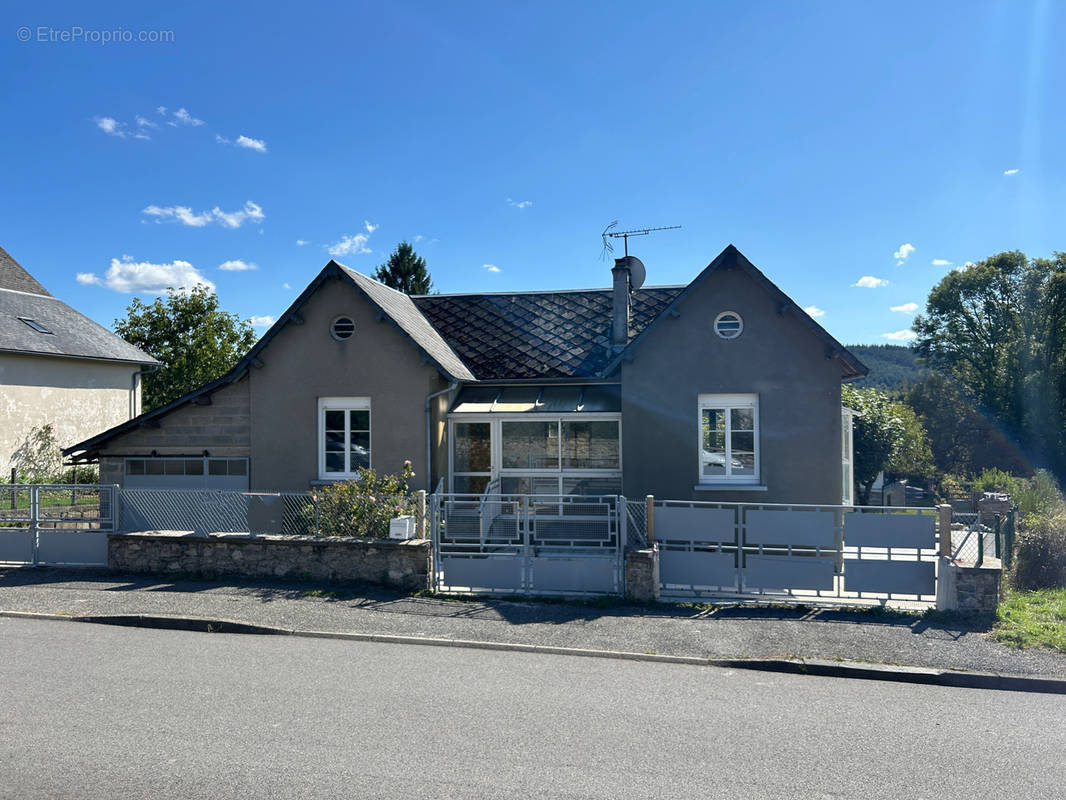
842, 406, 857, 505
698, 394, 758, 483
318, 397, 371, 479
713, 311, 743, 340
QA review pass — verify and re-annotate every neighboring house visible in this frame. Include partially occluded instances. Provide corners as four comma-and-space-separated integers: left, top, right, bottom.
0, 245, 158, 479
67, 244, 866, 503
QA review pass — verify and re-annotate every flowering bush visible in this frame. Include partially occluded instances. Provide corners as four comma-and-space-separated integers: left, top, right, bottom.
307, 461, 418, 538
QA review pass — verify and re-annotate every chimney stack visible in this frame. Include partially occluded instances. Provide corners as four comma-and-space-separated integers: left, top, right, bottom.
611, 257, 632, 348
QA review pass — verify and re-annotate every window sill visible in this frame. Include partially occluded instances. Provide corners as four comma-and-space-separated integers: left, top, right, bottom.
693, 483, 768, 492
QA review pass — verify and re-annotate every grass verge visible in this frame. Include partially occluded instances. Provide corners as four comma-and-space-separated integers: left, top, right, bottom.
992, 588, 1066, 653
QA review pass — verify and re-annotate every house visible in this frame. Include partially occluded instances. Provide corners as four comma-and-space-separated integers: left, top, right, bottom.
1, 245, 158, 480
66, 244, 866, 503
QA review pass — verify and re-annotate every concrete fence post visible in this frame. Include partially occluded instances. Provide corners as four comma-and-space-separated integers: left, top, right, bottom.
938, 503, 952, 558
645, 494, 655, 546
416, 490, 427, 539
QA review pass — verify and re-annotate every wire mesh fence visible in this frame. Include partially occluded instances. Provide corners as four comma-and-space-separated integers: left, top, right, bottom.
950, 510, 1006, 565
625, 499, 648, 548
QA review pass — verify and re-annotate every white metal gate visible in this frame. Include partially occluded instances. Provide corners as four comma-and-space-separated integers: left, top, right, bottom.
0, 484, 118, 567
654, 500, 939, 604
431, 493, 624, 596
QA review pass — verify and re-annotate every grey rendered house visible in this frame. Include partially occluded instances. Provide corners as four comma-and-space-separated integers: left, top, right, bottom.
67, 244, 866, 504
1, 245, 158, 478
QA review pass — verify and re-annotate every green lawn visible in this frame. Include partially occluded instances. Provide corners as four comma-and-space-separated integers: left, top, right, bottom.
993, 588, 1066, 653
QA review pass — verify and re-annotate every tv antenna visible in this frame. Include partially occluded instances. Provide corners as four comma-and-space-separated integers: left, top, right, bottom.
601, 221, 681, 259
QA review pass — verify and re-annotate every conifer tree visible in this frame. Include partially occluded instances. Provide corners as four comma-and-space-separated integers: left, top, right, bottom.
374, 242, 433, 295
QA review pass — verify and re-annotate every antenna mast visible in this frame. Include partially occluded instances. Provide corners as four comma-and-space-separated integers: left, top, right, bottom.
601, 222, 681, 258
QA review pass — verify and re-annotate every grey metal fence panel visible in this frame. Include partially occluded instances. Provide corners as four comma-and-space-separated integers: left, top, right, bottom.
844, 559, 936, 595
743, 553, 837, 591
744, 509, 837, 548
656, 505, 735, 544
660, 548, 736, 590
845, 511, 936, 549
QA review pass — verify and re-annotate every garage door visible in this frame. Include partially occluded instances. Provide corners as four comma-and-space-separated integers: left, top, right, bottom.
123, 457, 249, 491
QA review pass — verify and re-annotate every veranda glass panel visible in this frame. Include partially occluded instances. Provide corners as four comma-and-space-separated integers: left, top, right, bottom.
452, 475, 491, 495
561, 421, 620, 469
454, 422, 491, 473
502, 421, 559, 469
500, 475, 560, 495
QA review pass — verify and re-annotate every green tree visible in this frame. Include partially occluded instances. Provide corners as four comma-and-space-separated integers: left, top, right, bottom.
912, 251, 1066, 479
885, 401, 934, 482
115, 286, 257, 411
374, 241, 433, 295
843, 385, 906, 504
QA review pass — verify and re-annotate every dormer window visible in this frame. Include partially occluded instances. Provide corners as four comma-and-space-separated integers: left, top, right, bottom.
18, 317, 53, 334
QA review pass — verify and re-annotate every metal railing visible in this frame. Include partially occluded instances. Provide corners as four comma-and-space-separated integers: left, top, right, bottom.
0, 484, 117, 566
432, 492, 624, 596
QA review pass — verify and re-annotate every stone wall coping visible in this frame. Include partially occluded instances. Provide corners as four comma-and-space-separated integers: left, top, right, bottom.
949, 556, 1002, 573
110, 531, 429, 548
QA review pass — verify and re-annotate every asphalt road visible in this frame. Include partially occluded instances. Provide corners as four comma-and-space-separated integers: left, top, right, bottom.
2, 618, 1065, 800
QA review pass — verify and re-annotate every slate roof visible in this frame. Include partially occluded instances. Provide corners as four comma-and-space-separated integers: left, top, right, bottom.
338, 265, 475, 381
0, 245, 51, 296
413, 287, 682, 380
0, 245, 158, 365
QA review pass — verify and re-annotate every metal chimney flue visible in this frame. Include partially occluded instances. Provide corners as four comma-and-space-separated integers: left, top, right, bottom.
611, 255, 645, 348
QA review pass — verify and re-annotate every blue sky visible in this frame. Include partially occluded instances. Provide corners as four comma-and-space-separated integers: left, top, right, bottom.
1, 1, 1062, 344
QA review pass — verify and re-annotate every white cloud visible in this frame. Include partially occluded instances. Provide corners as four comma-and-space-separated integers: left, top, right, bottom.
506, 198, 532, 209
282, 282, 291, 289
412, 234, 424, 243
854, 276, 888, 288
95, 116, 126, 138
1004, 168, 1020, 176
249, 315, 275, 327
890, 302, 919, 314
173, 107, 204, 126
893, 243, 915, 265
931, 258, 951, 267
327, 233, 371, 257
295, 239, 309, 246
156, 106, 167, 115
135, 115, 157, 129
803, 305, 825, 318
215, 134, 230, 144
142, 205, 213, 227
218, 259, 258, 272
882, 329, 916, 341
142, 201, 265, 229
235, 135, 267, 152
364, 220, 378, 233
76, 255, 214, 294
483, 264, 501, 273
213, 201, 264, 229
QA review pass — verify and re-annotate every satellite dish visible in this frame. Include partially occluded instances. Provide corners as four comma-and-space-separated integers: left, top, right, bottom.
620, 255, 646, 290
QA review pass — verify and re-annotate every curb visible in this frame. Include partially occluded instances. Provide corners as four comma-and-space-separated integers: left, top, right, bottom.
5, 609, 1065, 694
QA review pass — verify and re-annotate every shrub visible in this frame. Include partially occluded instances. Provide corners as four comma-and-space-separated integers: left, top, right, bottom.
976, 467, 1021, 496
307, 461, 417, 538
1011, 513, 1066, 590
1014, 469, 1066, 520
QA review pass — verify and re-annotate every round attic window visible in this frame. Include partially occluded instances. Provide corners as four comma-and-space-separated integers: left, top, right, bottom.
330, 316, 355, 341
714, 311, 743, 340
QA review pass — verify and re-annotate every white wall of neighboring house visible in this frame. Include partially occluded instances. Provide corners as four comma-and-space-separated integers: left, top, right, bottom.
0, 352, 141, 479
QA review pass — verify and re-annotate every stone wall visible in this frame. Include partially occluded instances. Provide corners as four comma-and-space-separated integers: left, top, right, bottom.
624, 547, 660, 603
951, 557, 1002, 613
108, 531, 430, 591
